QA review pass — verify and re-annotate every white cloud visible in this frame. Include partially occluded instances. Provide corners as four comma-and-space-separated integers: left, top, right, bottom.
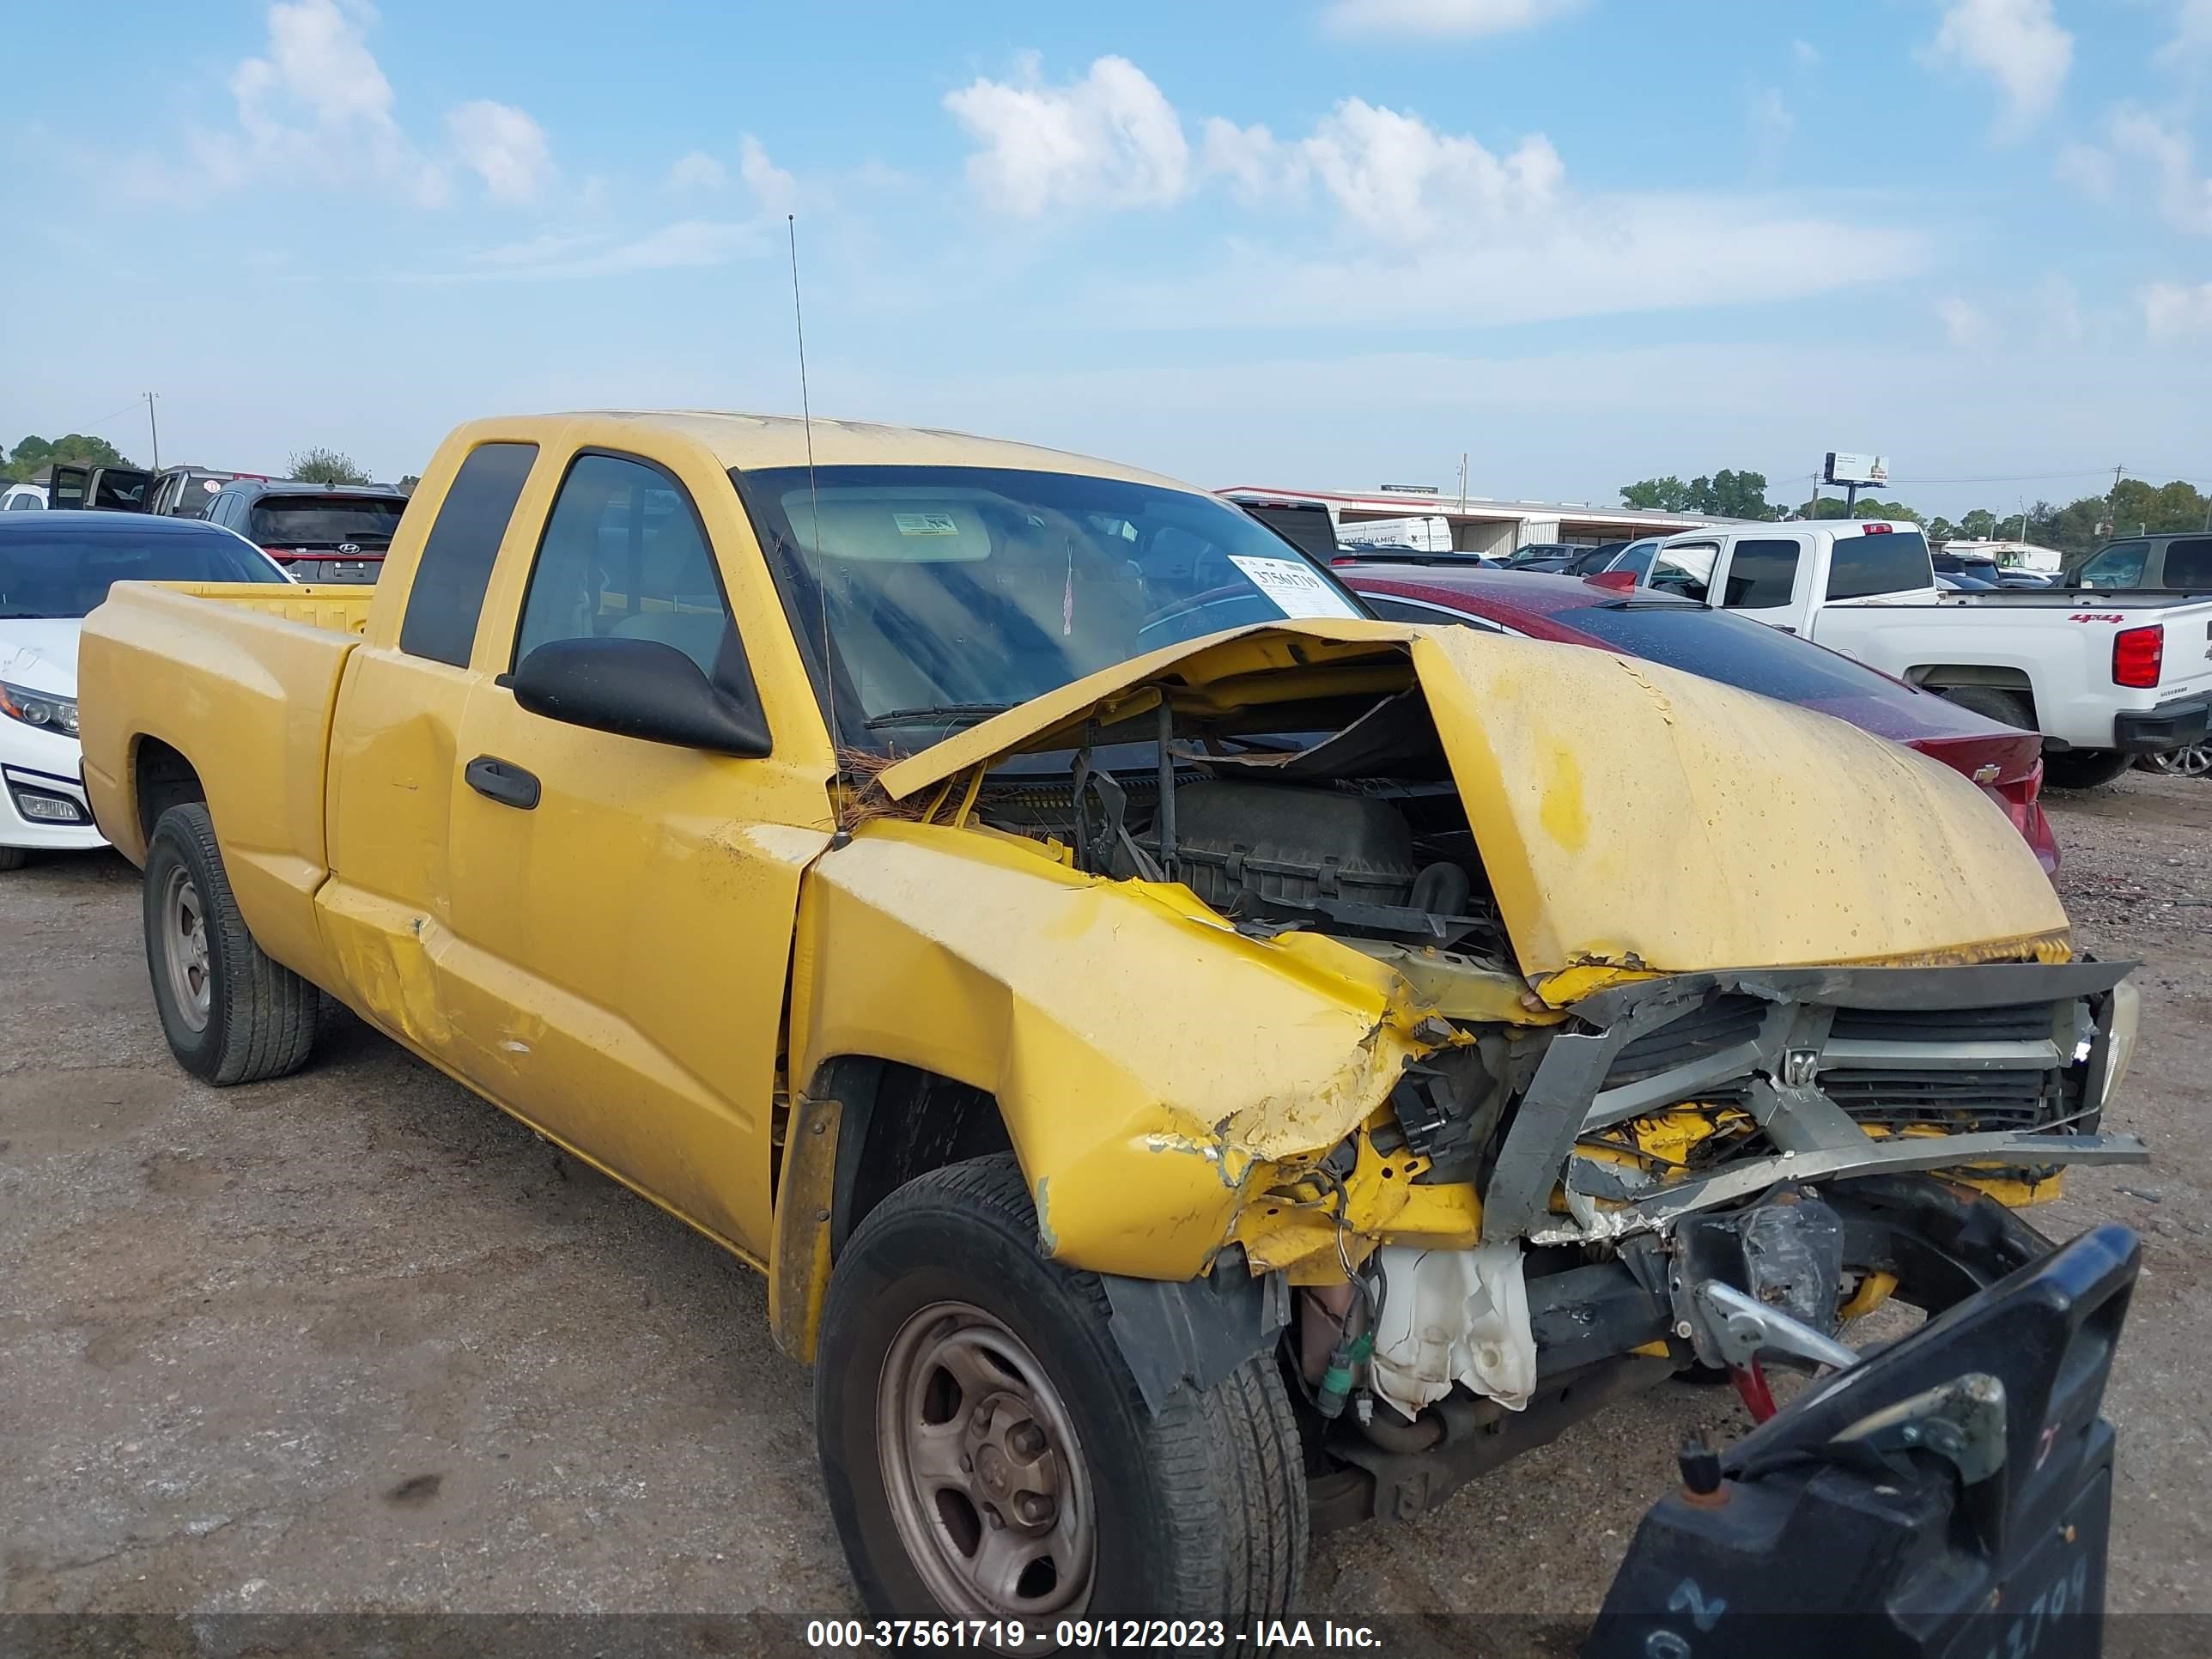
2063, 107, 2212, 234
666, 149, 727, 192
944, 54, 1189, 215
211, 0, 447, 204
1200, 118, 1304, 204
114, 0, 555, 209
943, 54, 1913, 326
424, 220, 763, 281
1097, 196, 1923, 331
1937, 295, 1995, 347
738, 134, 798, 213
1792, 39, 1821, 67
1924, 0, 2072, 135
2156, 0, 2212, 72
1749, 87, 1793, 153
1298, 100, 1561, 240
447, 100, 553, 204
1322, 0, 1583, 38
2141, 279, 2212, 335
2054, 140, 2116, 198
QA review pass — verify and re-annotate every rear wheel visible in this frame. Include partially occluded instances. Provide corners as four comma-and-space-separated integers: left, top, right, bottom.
2138, 743, 2212, 778
816, 1154, 1307, 1628
2042, 750, 2136, 791
142, 803, 318, 1085
1932, 684, 2035, 731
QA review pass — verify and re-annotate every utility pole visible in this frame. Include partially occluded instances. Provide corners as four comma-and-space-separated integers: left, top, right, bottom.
144, 392, 161, 471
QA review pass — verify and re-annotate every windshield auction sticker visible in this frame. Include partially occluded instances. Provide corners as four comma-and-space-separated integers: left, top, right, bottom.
1227, 555, 1362, 620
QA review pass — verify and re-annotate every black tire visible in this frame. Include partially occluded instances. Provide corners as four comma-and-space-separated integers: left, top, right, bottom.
1933, 684, 2035, 731
142, 802, 318, 1085
0, 845, 26, 872
816, 1153, 1307, 1629
2042, 749, 2136, 791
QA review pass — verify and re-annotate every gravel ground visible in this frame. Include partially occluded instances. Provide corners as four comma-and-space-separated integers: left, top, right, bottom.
2, 769, 2207, 1632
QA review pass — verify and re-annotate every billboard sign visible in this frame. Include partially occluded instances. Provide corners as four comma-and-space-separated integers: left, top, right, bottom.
1824, 453, 1888, 487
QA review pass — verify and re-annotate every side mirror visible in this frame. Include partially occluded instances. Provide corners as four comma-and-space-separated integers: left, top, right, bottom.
510, 636, 771, 757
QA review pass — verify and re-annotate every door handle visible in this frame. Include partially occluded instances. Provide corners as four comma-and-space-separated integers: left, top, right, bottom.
465, 755, 541, 811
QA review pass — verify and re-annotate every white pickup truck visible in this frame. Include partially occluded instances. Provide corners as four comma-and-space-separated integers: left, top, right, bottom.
1615, 520, 2212, 787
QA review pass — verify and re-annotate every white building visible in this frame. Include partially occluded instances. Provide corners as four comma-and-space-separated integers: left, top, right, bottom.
1218, 483, 1723, 557
1938, 538, 2068, 575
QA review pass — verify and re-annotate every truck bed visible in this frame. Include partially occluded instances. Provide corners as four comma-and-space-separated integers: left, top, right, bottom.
1930, 587, 2212, 608
77, 581, 369, 977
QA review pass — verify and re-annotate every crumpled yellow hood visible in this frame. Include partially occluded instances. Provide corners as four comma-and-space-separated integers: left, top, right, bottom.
874, 619, 2069, 990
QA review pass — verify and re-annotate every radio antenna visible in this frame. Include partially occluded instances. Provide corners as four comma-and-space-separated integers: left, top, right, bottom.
787, 212, 849, 836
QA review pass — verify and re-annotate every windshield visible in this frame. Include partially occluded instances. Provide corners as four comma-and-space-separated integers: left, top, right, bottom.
248, 496, 405, 546
1565, 601, 1926, 726
741, 465, 1368, 741
0, 524, 285, 618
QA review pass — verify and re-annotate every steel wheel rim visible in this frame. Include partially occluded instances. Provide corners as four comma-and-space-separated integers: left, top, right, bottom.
877, 1300, 1097, 1620
2148, 744, 2212, 777
160, 864, 212, 1033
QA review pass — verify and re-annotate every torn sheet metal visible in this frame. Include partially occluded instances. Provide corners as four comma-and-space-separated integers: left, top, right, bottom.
789, 817, 1430, 1280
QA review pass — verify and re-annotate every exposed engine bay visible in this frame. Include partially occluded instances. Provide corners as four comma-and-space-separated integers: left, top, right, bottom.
937, 680, 2149, 1506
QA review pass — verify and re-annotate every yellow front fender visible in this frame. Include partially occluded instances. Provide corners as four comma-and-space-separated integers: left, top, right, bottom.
787, 818, 1431, 1282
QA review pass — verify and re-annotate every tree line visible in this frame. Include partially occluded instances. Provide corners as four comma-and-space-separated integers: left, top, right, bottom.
4, 434, 374, 486
1621, 470, 2211, 557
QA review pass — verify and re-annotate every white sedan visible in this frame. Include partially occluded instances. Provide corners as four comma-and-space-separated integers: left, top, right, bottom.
0, 511, 290, 870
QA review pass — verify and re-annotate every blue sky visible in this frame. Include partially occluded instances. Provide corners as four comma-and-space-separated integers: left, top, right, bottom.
6, 0, 2210, 516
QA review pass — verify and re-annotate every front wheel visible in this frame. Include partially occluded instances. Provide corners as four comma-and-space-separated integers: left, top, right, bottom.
815, 1154, 1307, 1628
0, 845, 26, 872
2042, 749, 2136, 790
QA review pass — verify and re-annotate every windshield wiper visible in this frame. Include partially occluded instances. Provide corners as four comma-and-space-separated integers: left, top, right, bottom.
863, 702, 1013, 730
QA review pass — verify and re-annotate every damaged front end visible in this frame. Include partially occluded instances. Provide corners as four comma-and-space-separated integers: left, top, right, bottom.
836, 619, 2148, 1589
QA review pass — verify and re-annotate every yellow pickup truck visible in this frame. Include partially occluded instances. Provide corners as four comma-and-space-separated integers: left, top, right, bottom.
79, 411, 2149, 1650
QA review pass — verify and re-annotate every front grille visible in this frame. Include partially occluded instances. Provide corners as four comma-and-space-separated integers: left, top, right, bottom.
1592, 994, 2073, 1152
1818, 1067, 2052, 1132
1606, 995, 1766, 1086
1828, 1002, 2061, 1045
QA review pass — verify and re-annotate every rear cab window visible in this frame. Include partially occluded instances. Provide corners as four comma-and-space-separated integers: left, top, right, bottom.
1825, 528, 1932, 599
398, 443, 539, 667
2160, 538, 2212, 589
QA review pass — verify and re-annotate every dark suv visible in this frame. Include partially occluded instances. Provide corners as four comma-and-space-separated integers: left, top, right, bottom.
200, 482, 409, 582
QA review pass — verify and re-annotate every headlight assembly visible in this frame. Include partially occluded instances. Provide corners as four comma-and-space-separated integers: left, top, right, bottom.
0, 680, 79, 738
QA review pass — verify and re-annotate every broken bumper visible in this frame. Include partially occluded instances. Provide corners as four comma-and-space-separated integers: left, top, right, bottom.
1481, 961, 2149, 1247
1588, 1211, 2141, 1659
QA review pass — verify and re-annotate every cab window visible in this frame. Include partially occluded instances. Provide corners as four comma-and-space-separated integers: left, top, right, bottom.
1720, 538, 1801, 609
514, 452, 739, 684
2075, 542, 2148, 587
2164, 538, 2212, 589
398, 442, 538, 667
1650, 544, 1716, 602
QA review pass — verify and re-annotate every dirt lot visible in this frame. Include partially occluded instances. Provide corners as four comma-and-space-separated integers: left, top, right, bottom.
3, 771, 2208, 1627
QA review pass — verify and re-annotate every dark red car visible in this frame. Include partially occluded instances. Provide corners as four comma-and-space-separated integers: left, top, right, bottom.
1340, 558, 2059, 875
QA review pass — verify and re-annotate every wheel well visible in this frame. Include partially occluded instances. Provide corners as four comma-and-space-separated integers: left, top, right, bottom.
133, 738, 206, 843
1908, 666, 2038, 726
812, 1056, 1014, 1258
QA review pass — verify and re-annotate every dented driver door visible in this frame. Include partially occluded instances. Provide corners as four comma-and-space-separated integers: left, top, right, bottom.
434, 434, 837, 1262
